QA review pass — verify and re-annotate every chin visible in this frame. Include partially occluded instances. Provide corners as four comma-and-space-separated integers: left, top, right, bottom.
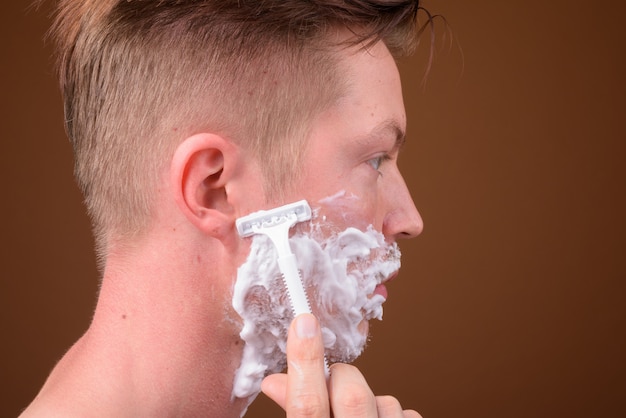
358, 318, 370, 335
320, 315, 372, 364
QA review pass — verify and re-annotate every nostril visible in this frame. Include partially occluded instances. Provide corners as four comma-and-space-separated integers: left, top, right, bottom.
398, 228, 420, 239
401, 218, 423, 239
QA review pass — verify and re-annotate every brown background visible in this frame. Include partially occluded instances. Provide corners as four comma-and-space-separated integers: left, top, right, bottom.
2, 1, 624, 417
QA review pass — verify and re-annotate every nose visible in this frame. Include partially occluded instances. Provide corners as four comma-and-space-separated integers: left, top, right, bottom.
382, 169, 423, 240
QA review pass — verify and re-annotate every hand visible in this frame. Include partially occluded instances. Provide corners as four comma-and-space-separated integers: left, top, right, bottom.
262, 314, 422, 417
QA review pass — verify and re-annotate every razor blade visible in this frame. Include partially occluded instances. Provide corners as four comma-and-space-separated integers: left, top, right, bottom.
236, 200, 312, 238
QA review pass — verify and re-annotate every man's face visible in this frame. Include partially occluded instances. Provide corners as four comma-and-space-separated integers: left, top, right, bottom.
288, 37, 423, 325
231, 39, 422, 399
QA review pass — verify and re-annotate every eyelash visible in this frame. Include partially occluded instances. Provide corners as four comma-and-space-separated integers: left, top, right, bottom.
367, 154, 392, 175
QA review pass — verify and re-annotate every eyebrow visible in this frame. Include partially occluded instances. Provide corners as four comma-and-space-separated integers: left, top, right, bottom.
363, 119, 406, 151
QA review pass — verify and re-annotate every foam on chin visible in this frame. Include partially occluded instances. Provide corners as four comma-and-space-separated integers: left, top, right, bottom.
230, 222, 400, 400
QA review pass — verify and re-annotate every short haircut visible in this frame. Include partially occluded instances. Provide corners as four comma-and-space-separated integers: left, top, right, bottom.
48, 0, 422, 259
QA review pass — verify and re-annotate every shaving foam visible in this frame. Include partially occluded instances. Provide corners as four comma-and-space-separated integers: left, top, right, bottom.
231, 223, 400, 400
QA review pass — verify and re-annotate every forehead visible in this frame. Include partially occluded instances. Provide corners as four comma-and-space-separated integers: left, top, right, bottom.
307, 40, 407, 151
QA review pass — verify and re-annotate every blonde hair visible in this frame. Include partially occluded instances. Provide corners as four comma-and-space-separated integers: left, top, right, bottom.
49, 0, 422, 257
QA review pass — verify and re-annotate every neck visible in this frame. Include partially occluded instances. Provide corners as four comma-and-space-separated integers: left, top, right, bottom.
24, 230, 252, 417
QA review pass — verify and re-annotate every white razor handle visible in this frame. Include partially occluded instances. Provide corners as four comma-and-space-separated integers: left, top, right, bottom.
278, 254, 313, 316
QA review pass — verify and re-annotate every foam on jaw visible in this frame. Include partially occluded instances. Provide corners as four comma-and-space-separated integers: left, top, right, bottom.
230, 213, 401, 401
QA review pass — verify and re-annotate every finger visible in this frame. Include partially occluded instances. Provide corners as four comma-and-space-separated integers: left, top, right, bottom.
328, 363, 377, 417
261, 373, 288, 410
375, 396, 423, 418
285, 314, 330, 417
376, 395, 403, 416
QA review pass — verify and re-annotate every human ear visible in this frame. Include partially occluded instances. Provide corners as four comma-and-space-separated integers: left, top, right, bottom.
170, 133, 238, 240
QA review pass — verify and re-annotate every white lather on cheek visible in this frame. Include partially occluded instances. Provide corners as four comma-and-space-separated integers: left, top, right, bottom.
317, 190, 359, 205
294, 226, 399, 356
230, 202, 400, 401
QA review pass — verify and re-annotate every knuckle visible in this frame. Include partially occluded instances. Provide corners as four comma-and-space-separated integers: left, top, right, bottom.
376, 395, 402, 414
289, 392, 327, 417
337, 382, 375, 415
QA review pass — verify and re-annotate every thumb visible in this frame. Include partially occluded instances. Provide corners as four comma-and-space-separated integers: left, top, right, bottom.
286, 314, 330, 416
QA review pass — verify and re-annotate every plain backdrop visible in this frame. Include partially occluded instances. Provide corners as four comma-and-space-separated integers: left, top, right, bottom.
2, 1, 624, 417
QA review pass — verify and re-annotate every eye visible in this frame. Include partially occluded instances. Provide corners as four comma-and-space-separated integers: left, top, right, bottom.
366, 154, 391, 174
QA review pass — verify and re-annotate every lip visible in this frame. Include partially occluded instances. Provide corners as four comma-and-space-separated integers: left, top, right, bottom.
373, 271, 398, 300
374, 283, 388, 299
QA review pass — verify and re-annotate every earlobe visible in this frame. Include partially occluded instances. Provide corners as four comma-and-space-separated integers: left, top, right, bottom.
171, 133, 237, 239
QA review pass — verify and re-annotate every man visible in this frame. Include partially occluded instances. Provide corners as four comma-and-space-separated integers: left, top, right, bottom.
23, 0, 425, 416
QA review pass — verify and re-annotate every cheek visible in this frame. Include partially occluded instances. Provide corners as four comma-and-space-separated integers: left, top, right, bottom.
313, 190, 380, 231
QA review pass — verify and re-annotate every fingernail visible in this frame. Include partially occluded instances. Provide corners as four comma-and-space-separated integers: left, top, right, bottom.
295, 314, 318, 339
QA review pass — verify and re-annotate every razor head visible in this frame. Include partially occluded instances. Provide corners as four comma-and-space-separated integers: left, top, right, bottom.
236, 200, 312, 238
